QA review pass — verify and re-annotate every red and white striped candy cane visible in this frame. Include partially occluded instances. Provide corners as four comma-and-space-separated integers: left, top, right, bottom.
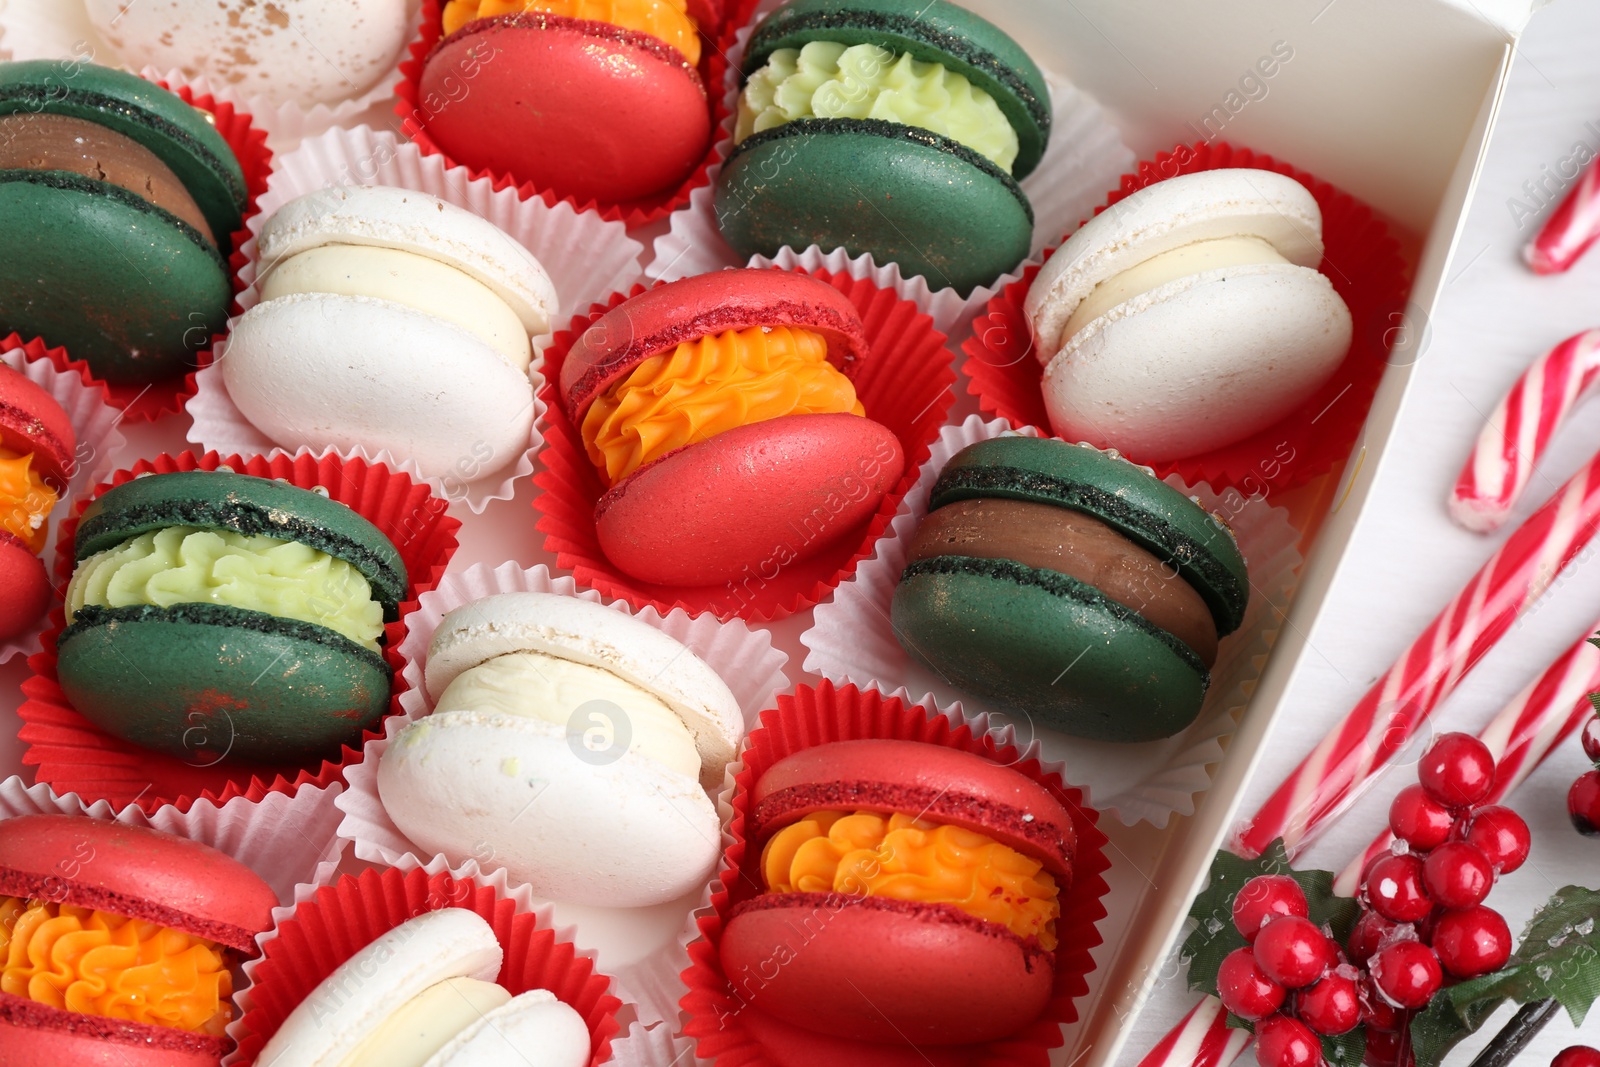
1334, 622, 1600, 895
1135, 997, 1250, 1067
1451, 330, 1600, 533
1236, 449, 1600, 860
1525, 158, 1600, 274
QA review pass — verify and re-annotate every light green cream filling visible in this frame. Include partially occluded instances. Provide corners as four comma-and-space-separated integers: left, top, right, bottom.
66, 526, 385, 651
736, 41, 1019, 173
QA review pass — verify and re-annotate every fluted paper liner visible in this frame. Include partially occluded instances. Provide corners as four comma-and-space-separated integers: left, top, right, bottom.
226, 861, 622, 1067
680, 681, 1112, 1067
963, 141, 1410, 494
801, 415, 1303, 826
16, 450, 462, 813
191, 125, 646, 513
0, 335, 124, 665
534, 266, 957, 621
336, 560, 790, 1025
646, 10, 1136, 325
395, 0, 733, 228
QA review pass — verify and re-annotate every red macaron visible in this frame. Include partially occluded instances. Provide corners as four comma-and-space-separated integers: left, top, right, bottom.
560, 269, 906, 588
0, 364, 76, 643
0, 815, 277, 1067
719, 739, 1076, 1046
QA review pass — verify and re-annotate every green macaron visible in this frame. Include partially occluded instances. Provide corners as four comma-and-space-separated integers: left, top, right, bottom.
890, 437, 1249, 743
0, 60, 246, 385
57, 470, 406, 764
716, 0, 1049, 294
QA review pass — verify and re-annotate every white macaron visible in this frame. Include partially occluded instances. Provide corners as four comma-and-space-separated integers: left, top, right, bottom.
257, 908, 590, 1067
378, 593, 744, 908
222, 185, 558, 483
1024, 168, 1353, 460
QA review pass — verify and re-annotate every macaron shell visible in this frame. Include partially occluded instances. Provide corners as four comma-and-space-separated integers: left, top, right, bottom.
594, 412, 904, 588
378, 710, 722, 908
0, 365, 77, 488
57, 604, 392, 763
221, 293, 537, 483
716, 121, 1033, 296
423, 990, 591, 1067
1041, 264, 1353, 460
0, 537, 51, 645
0, 814, 276, 952
420, 15, 711, 208
0, 172, 230, 385
257, 185, 557, 335
0, 994, 225, 1067
424, 591, 743, 788
1026, 168, 1324, 360
891, 558, 1209, 742
719, 896, 1053, 1045
559, 268, 870, 417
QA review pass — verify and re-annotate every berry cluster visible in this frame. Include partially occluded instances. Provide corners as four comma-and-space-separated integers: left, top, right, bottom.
1567, 713, 1600, 835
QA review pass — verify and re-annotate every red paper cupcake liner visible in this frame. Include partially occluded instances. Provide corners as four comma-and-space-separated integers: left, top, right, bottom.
233, 866, 621, 1067
962, 140, 1410, 497
395, 0, 732, 229
533, 266, 958, 621
680, 681, 1112, 1067
35, 80, 275, 423
17, 451, 462, 814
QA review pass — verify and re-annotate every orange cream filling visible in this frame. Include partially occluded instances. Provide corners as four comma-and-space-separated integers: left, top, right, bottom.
442, 0, 702, 64
761, 810, 1060, 949
0, 447, 57, 554
581, 325, 863, 485
0, 898, 233, 1036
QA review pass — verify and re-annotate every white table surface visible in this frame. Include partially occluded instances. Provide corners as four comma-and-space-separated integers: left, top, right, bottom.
1122, 0, 1600, 1062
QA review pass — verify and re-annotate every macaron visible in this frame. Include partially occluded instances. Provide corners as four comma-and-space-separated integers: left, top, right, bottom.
890, 436, 1249, 742
84, 0, 414, 109
0, 60, 246, 385
0, 365, 76, 643
716, 0, 1050, 293
558, 268, 904, 588
1024, 168, 1355, 460
416, 0, 715, 206
0, 814, 276, 1067
720, 738, 1075, 1045
221, 185, 555, 484
56, 469, 408, 763
257, 908, 591, 1067
378, 591, 743, 907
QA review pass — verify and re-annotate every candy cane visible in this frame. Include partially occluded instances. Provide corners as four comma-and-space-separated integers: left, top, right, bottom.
1450, 330, 1600, 533
1524, 158, 1600, 275
1135, 997, 1250, 1067
1237, 449, 1600, 860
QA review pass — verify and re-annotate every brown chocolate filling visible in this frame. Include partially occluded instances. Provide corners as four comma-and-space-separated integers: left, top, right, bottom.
0, 113, 214, 245
906, 498, 1219, 666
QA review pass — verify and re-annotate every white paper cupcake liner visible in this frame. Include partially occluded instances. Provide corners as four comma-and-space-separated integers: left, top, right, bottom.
190, 125, 647, 514
335, 561, 791, 1026
609, 1020, 705, 1067
0, 344, 125, 664
801, 414, 1304, 826
0, 775, 345, 905
646, 12, 1136, 333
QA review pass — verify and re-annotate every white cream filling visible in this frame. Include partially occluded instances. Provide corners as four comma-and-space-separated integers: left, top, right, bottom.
1061, 235, 1292, 343
339, 976, 510, 1067
435, 650, 703, 782
260, 243, 533, 374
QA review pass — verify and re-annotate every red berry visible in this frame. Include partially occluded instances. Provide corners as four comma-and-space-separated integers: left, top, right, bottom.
1432, 905, 1512, 977
1582, 718, 1600, 765
1232, 875, 1310, 941
1361, 981, 1407, 1032
1418, 733, 1496, 809
1389, 784, 1454, 851
1255, 916, 1337, 989
1570, 770, 1600, 836
1372, 940, 1444, 1008
1349, 910, 1400, 965
1256, 1015, 1324, 1067
1552, 1047, 1600, 1067
1364, 1026, 1415, 1067
1296, 971, 1361, 1035
1216, 947, 1285, 1020
1366, 854, 1433, 923
1459, 806, 1531, 873
1422, 842, 1494, 908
